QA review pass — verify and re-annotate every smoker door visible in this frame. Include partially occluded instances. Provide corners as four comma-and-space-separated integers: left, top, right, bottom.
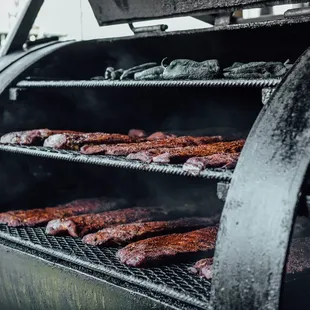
88, 0, 310, 25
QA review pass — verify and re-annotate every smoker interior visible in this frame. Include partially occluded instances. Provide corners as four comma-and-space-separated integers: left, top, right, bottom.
1, 18, 310, 310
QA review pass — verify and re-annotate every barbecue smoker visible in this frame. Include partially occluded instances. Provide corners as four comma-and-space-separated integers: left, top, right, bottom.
0, 0, 310, 309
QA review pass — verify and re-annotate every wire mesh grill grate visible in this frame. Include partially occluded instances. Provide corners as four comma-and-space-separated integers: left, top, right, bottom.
0, 144, 233, 181
0, 224, 211, 309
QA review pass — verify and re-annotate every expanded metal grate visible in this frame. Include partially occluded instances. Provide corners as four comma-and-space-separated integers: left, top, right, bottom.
0, 224, 211, 309
0, 144, 233, 181
16, 78, 281, 88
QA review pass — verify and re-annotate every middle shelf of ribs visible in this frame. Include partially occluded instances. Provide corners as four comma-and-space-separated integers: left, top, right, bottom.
0, 144, 233, 181
15, 78, 281, 89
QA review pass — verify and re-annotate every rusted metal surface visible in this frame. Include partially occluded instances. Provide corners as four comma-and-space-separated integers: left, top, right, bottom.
210, 47, 310, 309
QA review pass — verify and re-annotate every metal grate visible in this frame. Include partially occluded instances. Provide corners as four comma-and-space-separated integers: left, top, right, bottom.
16, 78, 281, 89
0, 224, 211, 309
0, 144, 233, 181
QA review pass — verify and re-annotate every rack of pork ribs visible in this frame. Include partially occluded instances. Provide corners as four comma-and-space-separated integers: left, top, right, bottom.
0, 128, 244, 172
0, 196, 309, 282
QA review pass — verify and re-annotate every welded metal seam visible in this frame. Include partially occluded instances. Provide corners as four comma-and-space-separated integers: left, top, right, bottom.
0, 144, 232, 181
17, 78, 281, 88
0, 228, 209, 309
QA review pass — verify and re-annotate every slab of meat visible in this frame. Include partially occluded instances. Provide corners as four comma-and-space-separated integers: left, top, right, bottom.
0, 197, 127, 227
81, 136, 224, 156
152, 140, 245, 164
188, 258, 213, 280
43, 133, 136, 150
183, 153, 240, 175
0, 129, 82, 145
82, 215, 220, 246
46, 207, 169, 237
117, 226, 218, 267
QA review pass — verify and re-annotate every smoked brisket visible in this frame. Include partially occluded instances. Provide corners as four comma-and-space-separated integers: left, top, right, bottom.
0, 197, 127, 227
116, 226, 218, 267
82, 216, 219, 246
81, 136, 224, 156
45, 207, 169, 237
0, 129, 82, 145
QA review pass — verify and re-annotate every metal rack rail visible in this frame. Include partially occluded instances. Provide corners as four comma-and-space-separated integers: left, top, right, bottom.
16, 78, 281, 89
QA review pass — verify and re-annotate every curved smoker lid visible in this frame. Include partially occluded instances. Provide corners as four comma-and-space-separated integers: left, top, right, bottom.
88, 0, 307, 26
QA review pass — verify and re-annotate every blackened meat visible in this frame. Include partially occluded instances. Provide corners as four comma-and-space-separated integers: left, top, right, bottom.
117, 226, 218, 267
46, 207, 169, 237
0, 197, 127, 227
183, 153, 240, 175
152, 140, 245, 164
0, 129, 82, 145
44, 133, 136, 150
82, 216, 219, 246
188, 258, 213, 280
81, 136, 224, 156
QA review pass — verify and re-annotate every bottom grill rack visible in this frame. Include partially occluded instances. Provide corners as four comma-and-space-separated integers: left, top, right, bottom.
0, 224, 211, 310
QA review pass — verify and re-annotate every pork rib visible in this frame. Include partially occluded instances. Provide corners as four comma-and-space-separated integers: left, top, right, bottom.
81, 136, 224, 156
152, 140, 245, 164
183, 153, 240, 175
116, 226, 218, 267
128, 140, 244, 164
43, 132, 137, 150
0, 129, 82, 145
82, 216, 219, 246
0, 197, 127, 227
46, 207, 169, 237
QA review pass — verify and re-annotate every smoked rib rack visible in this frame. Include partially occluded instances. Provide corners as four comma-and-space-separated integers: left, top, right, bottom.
0, 144, 233, 181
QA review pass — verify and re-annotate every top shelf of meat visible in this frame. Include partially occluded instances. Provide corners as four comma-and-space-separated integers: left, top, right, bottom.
16, 59, 289, 89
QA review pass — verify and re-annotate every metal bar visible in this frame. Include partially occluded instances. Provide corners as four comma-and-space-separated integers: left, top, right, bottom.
210, 47, 310, 309
16, 79, 281, 88
0, 0, 44, 57
0, 144, 233, 181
